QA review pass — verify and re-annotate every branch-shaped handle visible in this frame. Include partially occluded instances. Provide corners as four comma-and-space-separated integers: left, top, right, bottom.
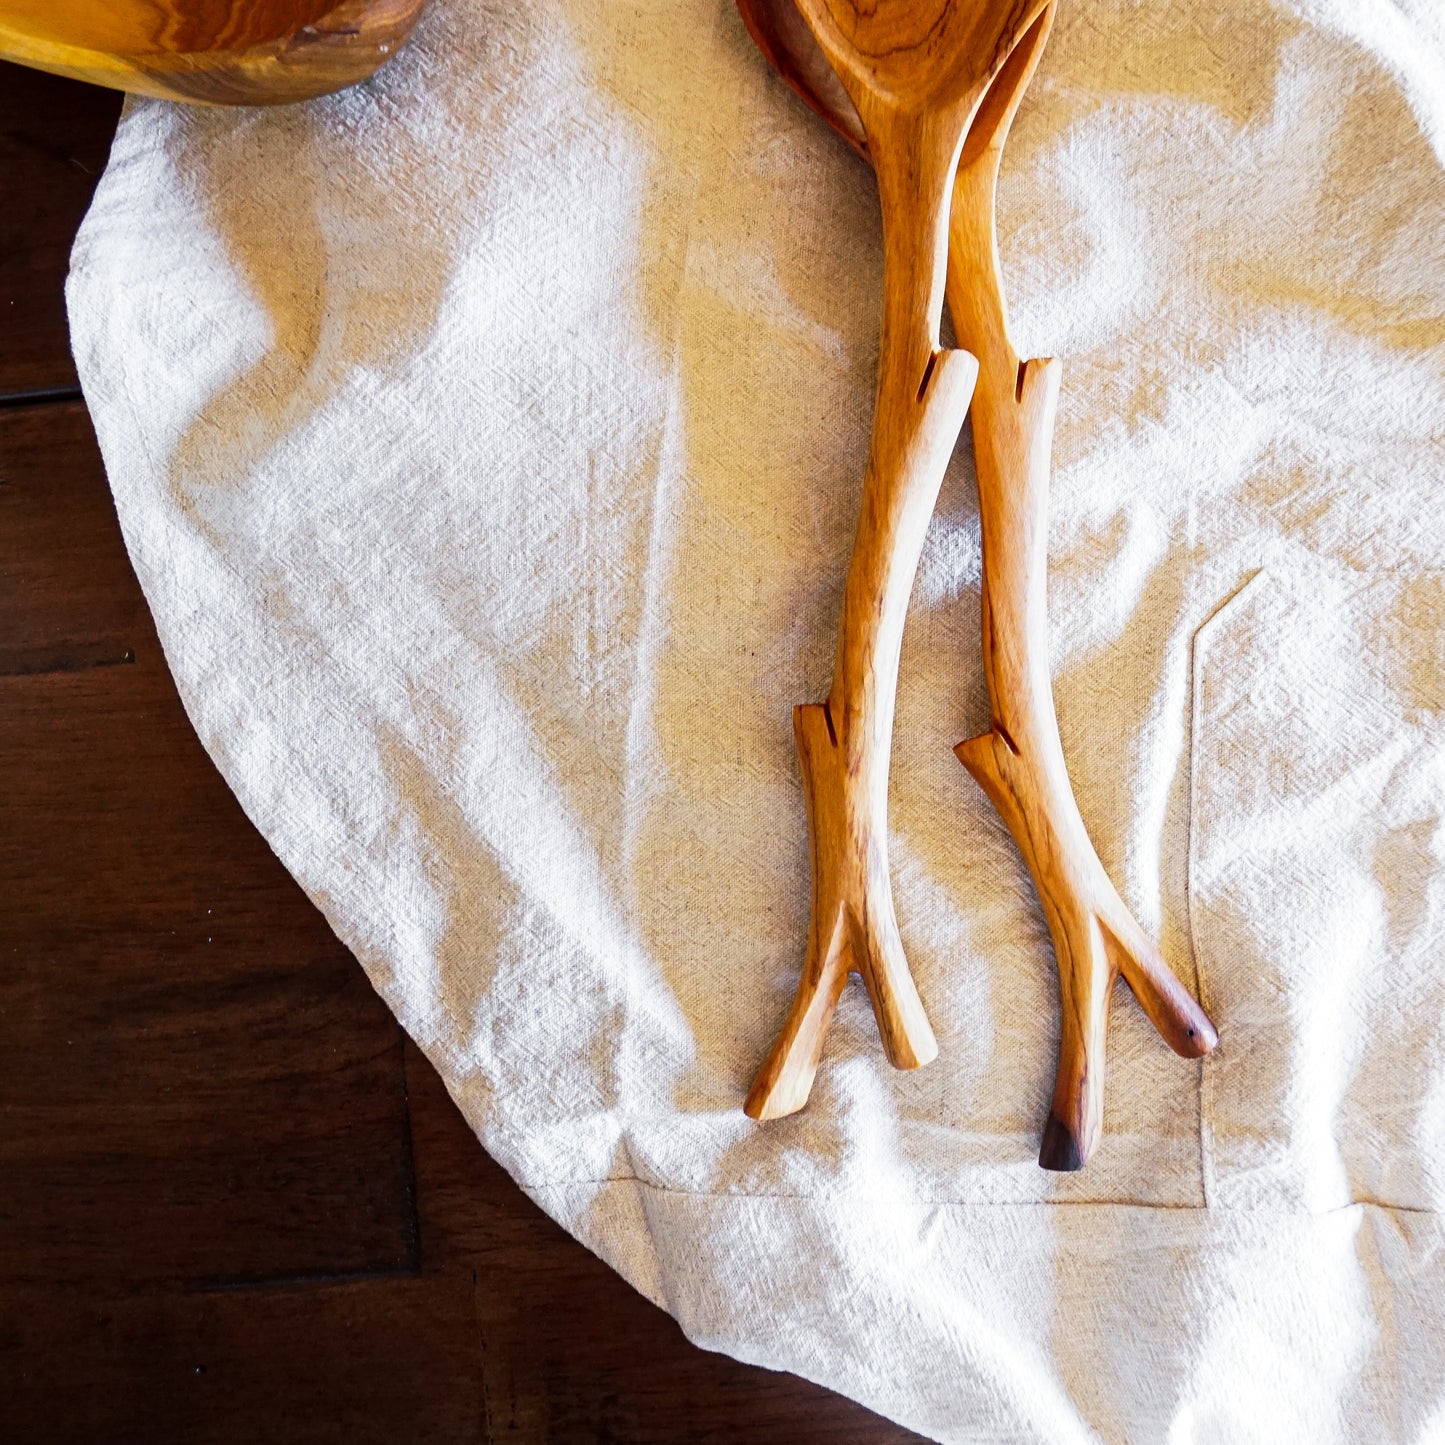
734, 0, 1216, 1163
946, 7, 1218, 1169
746, 105, 979, 1121
953, 360, 1217, 1170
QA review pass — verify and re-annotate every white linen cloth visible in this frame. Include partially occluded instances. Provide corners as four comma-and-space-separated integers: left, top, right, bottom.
66, 0, 1445, 1437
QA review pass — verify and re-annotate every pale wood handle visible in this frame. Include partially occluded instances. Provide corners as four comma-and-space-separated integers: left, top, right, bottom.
946, 6, 1217, 1170
746, 110, 978, 1120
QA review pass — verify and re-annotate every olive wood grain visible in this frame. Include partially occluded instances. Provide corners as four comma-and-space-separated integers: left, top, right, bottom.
737, 0, 1219, 1167
0, 0, 427, 105
745, 0, 1055, 1122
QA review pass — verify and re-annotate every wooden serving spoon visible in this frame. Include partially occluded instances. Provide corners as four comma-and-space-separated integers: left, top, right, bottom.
738, 0, 1219, 1168
744, 0, 1075, 1124
0, 0, 427, 104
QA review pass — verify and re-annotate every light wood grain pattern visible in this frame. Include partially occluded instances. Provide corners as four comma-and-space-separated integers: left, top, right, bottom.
943, 7, 1217, 1170
0, 0, 427, 104
737, 0, 1219, 1167
745, 0, 1055, 1122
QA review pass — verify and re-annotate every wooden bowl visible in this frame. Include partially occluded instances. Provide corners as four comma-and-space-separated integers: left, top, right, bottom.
0, 0, 429, 105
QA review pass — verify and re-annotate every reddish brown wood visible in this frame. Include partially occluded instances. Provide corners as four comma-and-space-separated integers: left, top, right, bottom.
0, 403, 418, 1289
0, 1276, 488, 1444
0, 62, 121, 396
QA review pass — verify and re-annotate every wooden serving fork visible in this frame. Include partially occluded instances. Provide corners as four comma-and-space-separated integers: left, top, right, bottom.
745, 0, 1058, 1123
739, 0, 1218, 1166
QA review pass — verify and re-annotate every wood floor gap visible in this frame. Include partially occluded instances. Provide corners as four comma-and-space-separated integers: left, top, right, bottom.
0, 641, 135, 676
183, 1264, 424, 1297
0, 386, 84, 409
397, 1026, 425, 1275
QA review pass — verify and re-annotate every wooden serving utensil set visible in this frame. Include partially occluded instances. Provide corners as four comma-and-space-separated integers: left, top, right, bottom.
0, 0, 1219, 1170
736, 0, 1218, 1170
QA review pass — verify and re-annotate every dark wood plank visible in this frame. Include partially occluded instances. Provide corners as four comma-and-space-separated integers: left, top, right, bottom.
0, 393, 489, 1436
0, 1272, 487, 1445
404, 1043, 924, 1443
0, 402, 149, 659
0, 64, 122, 398
0, 401, 417, 1290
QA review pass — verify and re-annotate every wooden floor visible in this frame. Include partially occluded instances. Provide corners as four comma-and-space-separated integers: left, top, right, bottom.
0, 64, 920, 1443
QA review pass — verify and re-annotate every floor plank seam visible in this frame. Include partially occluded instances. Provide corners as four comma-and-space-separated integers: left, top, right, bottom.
0, 642, 135, 677
183, 1264, 424, 1296
397, 1025, 424, 1275
474, 1268, 496, 1445
0, 386, 84, 409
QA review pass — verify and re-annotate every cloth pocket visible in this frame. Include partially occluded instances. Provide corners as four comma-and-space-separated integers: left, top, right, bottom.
1189, 558, 1445, 1213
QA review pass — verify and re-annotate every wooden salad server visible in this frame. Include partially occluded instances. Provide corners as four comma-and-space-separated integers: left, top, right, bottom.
738, 0, 1219, 1167
745, 0, 1076, 1124
0, 0, 427, 105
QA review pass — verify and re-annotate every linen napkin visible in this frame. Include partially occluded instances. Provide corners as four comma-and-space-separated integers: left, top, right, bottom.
68, 0, 1445, 1437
